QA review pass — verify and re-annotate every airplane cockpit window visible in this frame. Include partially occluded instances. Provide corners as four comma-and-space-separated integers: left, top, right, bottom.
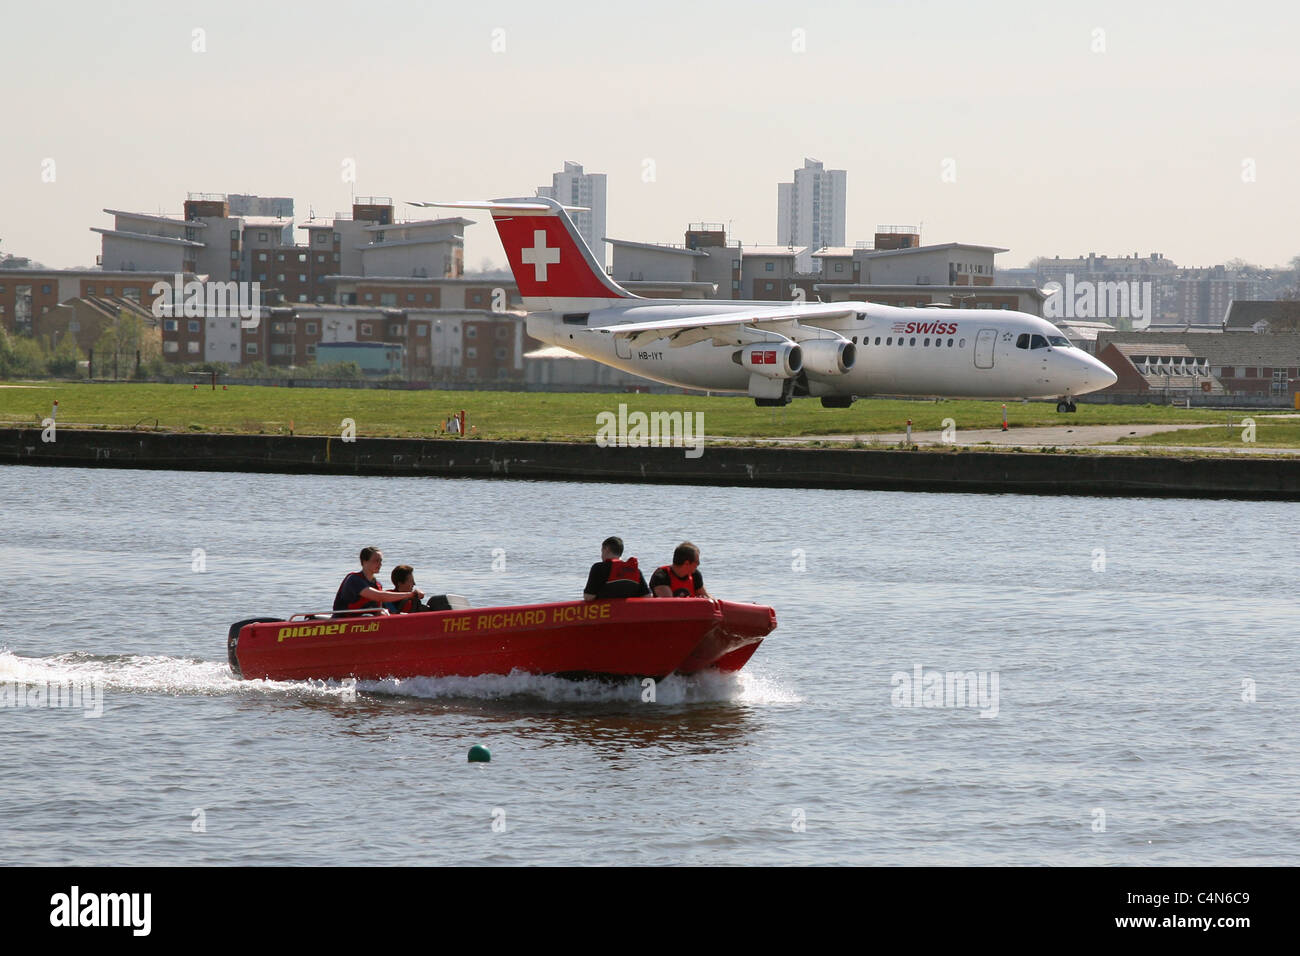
1016, 334, 1030, 349
1047, 335, 1071, 348
1030, 334, 1049, 349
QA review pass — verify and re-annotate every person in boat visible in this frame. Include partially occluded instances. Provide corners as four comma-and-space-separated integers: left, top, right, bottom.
333, 547, 421, 616
650, 542, 712, 599
583, 536, 649, 601
385, 564, 427, 614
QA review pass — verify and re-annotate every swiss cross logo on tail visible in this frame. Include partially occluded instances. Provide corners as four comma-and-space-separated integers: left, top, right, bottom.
521, 230, 560, 282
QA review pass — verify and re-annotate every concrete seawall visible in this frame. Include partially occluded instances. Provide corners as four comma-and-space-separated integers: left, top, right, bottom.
3, 428, 1298, 499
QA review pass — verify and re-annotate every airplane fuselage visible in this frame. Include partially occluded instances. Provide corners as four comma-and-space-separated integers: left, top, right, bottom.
529, 300, 1114, 401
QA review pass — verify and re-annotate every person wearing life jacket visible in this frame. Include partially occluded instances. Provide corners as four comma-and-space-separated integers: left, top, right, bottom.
650, 541, 712, 599
333, 547, 421, 617
385, 564, 426, 614
583, 536, 649, 600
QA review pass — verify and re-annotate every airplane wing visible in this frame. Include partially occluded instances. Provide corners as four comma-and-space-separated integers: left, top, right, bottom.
585, 303, 859, 347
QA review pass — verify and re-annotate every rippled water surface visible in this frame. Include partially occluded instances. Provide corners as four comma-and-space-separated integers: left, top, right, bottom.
2, 465, 1297, 865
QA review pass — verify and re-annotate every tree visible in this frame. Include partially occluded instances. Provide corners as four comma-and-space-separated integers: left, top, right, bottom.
0, 327, 47, 378
46, 333, 83, 377
93, 309, 161, 379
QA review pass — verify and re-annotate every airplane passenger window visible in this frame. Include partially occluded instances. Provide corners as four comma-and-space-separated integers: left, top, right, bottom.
959, 338, 966, 347
875, 337, 881, 345
886, 337, 892, 345
1016, 334, 1030, 349
947, 338, 954, 347
1031, 334, 1049, 349
924, 338, 930, 347
909, 337, 916, 346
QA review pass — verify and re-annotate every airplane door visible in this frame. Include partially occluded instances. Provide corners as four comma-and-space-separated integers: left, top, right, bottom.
974, 328, 997, 369
615, 335, 631, 359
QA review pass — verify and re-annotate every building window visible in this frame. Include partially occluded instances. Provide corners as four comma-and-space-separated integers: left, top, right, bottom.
272, 322, 285, 334
164, 341, 179, 353
495, 348, 507, 360
231, 272, 239, 281
424, 293, 433, 303
333, 253, 340, 263
360, 323, 372, 335
41, 284, 52, 294
276, 274, 285, 282
257, 252, 267, 262
297, 253, 306, 263
258, 232, 268, 241
765, 263, 774, 272
305, 322, 317, 334
317, 254, 326, 263
364, 293, 374, 302
389, 324, 401, 336
835, 263, 843, 273
380, 293, 397, 307
495, 326, 507, 339
187, 341, 200, 354
416, 324, 427, 336
246, 343, 258, 354
466, 326, 477, 339
306, 344, 316, 356
466, 347, 477, 359
299, 274, 306, 282
163, 319, 178, 332
105, 286, 113, 295
406, 293, 416, 303
276, 253, 285, 262
466, 367, 478, 380
188, 320, 200, 333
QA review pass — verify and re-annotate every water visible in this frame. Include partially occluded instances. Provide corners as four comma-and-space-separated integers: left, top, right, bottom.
2, 465, 1297, 865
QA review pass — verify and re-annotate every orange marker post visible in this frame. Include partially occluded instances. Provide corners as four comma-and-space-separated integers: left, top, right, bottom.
1001, 404, 1008, 431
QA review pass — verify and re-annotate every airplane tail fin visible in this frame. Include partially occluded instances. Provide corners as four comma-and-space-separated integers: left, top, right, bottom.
410, 197, 635, 311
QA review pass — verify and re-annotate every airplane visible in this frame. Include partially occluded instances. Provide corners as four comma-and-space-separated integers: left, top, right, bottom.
411, 197, 1118, 411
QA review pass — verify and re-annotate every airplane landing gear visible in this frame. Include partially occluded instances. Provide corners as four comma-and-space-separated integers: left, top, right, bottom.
1056, 400, 1077, 413
755, 396, 792, 407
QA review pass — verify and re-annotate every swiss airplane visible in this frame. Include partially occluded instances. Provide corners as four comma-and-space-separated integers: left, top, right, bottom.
413, 197, 1117, 410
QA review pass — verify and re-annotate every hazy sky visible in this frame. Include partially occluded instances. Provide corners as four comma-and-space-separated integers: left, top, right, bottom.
3, 0, 1298, 272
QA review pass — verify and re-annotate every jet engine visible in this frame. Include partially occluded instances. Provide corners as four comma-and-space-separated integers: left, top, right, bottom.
737, 342, 802, 379
799, 338, 856, 376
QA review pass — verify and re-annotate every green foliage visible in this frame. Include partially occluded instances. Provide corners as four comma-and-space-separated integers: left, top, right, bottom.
92, 310, 161, 379
0, 327, 47, 378
46, 334, 83, 377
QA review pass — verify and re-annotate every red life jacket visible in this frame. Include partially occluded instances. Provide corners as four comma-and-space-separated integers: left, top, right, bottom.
608, 557, 641, 583
344, 574, 381, 610
657, 564, 697, 597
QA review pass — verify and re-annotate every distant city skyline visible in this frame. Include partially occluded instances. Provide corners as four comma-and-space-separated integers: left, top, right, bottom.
2, 1, 1297, 273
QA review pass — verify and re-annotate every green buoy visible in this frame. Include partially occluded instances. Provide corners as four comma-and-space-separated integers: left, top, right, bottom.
468, 744, 491, 763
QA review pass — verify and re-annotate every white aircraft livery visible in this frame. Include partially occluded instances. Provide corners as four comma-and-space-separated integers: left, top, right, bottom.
413, 197, 1118, 410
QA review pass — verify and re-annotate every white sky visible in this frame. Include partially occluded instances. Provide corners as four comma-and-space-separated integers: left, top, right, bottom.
2, 0, 1297, 271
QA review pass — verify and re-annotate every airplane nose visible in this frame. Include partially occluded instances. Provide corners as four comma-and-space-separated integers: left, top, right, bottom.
1071, 352, 1117, 394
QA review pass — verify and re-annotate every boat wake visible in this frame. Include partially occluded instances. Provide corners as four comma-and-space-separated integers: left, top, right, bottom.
0, 650, 800, 707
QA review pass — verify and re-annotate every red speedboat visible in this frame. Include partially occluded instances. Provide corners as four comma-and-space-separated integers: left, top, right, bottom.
228, 598, 777, 683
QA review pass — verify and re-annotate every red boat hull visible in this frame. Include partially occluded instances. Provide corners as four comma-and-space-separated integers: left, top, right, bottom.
231, 598, 776, 682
